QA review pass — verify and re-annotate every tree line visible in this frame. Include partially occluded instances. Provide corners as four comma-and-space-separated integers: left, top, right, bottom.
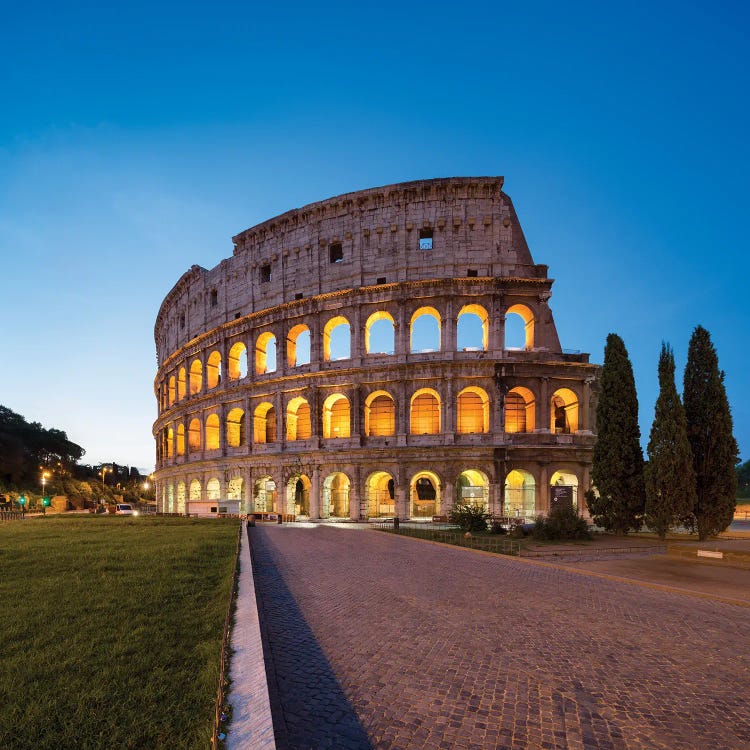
588, 326, 738, 540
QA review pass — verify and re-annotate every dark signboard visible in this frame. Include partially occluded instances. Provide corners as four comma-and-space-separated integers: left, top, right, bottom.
550, 485, 574, 510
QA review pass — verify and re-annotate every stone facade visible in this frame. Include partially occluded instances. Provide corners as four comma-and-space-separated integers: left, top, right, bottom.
152, 177, 599, 519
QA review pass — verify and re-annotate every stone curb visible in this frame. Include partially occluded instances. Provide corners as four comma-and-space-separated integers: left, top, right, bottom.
225, 521, 277, 750
376, 529, 750, 608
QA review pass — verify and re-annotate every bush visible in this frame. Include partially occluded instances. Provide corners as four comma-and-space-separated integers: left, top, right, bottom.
448, 503, 490, 532
532, 503, 591, 541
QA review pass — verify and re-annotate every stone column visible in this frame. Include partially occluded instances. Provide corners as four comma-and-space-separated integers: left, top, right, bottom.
443, 298, 456, 353
538, 464, 549, 516
310, 466, 321, 519
536, 377, 550, 433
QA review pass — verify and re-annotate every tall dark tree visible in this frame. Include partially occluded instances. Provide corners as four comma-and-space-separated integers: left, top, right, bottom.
645, 344, 696, 540
589, 333, 646, 533
683, 326, 738, 539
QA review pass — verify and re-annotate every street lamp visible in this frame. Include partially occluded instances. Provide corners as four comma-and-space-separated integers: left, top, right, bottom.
99, 466, 110, 509
41, 470, 50, 515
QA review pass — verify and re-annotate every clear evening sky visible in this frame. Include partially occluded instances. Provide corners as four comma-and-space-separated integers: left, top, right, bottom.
1, 1, 748, 473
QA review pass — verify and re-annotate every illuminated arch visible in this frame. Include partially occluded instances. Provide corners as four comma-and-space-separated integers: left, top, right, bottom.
410, 471, 441, 518
227, 476, 243, 502
205, 413, 220, 450
323, 316, 351, 361
286, 397, 312, 441
456, 387, 489, 433
322, 472, 350, 518
189, 359, 203, 395
410, 307, 441, 353
322, 394, 351, 438
206, 477, 221, 501
504, 469, 536, 519
253, 402, 277, 443
550, 388, 579, 434
188, 418, 201, 451
364, 391, 395, 436
287, 324, 311, 368
189, 479, 201, 502
177, 367, 186, 400
176, 424, 185, 456
366, 471, 395, 518
505, 386, 536, 433
255, 332, 277, 375
457, 304, 489, 351
505, 304, 534, 350
228, 342, 248, 380
167, 483, 174, 513
226, 408, 245, 448
550, 470, 580, 510
166, 427, 174, 458
253, 476, 276, 513
365, 311, 395, 355
456, 469, 489, 510
168, 375, 176, 405
206, 350, 222, 389
176, 481, 186, 513
286, 474, 311, 516
410, 388, 441, 435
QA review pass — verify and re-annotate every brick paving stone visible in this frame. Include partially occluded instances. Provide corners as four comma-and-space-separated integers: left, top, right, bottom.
250, 526, 750, 750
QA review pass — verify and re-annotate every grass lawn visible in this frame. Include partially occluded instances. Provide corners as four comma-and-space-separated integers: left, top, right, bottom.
0, 515, 239, 750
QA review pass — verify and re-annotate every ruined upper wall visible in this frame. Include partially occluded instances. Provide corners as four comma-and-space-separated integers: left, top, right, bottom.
154, 177, 547, 363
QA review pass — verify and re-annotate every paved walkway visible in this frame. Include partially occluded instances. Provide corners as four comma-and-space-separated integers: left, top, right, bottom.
250, 525, 750, 750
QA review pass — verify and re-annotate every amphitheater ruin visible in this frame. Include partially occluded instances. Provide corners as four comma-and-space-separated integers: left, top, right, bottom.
152, 177, 599, 520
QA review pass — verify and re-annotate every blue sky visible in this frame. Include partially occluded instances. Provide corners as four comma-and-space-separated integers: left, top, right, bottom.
1, 0, 748, 472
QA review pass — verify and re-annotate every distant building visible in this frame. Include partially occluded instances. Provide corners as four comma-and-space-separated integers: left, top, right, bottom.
152, 178, 599, 519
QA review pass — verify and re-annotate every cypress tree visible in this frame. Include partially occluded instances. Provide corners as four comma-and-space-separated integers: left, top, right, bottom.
645, 343, 696, 540
589, 334, 646, 533
683, 326, 738, 540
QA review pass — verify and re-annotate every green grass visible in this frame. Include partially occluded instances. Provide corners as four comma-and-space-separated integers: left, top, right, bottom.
0, 515, 239, 750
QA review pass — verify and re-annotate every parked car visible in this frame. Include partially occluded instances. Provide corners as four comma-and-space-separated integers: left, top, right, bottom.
115, 504, 136, 516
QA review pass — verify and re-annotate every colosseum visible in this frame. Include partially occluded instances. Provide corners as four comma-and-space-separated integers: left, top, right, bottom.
152, 177, 600, 521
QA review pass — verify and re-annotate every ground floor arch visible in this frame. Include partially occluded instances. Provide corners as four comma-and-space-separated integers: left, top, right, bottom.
286, 474, 311, 516
322, 472, 350, 518
254, 476, 277, 513
366, 471, 395, 518
411, 471, 441, 518
504, 469, 536, 519
456, 469, 489, 510
550, 470, 579, 510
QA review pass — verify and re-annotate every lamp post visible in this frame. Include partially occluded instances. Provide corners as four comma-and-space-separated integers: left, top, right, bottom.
99, 466, 110, 510
41, 470, 50, 515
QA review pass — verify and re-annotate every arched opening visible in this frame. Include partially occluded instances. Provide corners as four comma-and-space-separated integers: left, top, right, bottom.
286, 475, 311, 516
410, 388, 441, 435
206, 478, 221, 501
456, 387, 489, 433
323, 394, 351, 438
176, 481, 186, 513
168, 376, 176, 405
322, 472, 350, 518
364, 391, 396, 436
254, 402, 277, 443
456, 469, 489, 510
228, 342, 248, 380
504, 470, 536, 519
365, 311, 395, 355
366, 471, 395, 518
286, 397, 312, 441
206, 350, 222, 389
166, 427, 174, 458
323, 316, 351, 361
457, 304, 489, 351
255, 332, 277, 375
410, 471, 440, 518
550, 388, 579, 434
410, 307, 441, 353
205, 413, 220, 450
287, 324, 311, 368
167, 484, 174, 513
505, 386, 536, 433
228, 476, 243, 503
226, 408, 245, 448
550, 470, 579, 511
176, 424, 185, 456
189, 479, 201, 502
189, 359, 203, 395
177, 367, 186, 400
253, 476, 276, 513
505, 304, 534, 350
188, 418, 202, 451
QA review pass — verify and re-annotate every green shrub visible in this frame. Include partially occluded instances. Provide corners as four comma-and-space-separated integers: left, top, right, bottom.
532, 503, 591, 541
448, 502, 490, 532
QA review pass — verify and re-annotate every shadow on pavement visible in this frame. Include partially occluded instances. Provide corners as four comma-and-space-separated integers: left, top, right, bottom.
249, 526, 372, 750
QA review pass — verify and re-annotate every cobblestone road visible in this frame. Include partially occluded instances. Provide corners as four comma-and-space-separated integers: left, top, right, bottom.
250, 526, 750, 750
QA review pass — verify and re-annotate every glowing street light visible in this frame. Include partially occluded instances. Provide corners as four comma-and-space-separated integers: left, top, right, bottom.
41, 469, 51, 515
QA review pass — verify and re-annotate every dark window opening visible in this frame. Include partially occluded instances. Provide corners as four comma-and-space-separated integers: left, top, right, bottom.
179, 314, 185, 329
329, 243, 343, 263
234, 312, 240, 319
260, 264, 271, 283
419, 228, 433, 251
467, 269, 478, 277
210, 290, 218, 307
377, 276, 387, 284
295, 292, 304, 300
